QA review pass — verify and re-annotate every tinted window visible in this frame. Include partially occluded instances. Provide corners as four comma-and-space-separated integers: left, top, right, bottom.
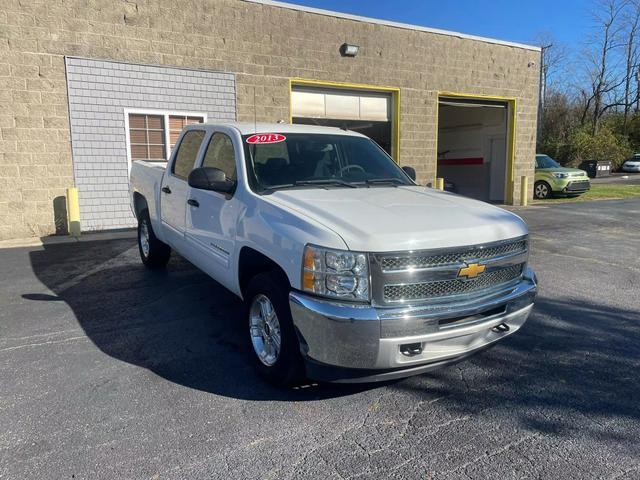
172, 130, 205, 180
169, 115, 204, 151
202, 132, 237, 181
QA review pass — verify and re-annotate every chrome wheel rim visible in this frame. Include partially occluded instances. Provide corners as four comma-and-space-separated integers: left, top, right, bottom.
249, 294, 281, 367
139, 221, 150, 258
535, 184, 548, 198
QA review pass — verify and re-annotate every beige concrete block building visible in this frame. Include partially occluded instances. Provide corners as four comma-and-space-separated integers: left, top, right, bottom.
0, 0, 540, 241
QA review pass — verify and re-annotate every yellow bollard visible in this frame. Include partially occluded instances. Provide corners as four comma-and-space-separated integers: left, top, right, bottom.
520, 176, 529, 207
66, 187, 81, 237
436, 177, 444, 191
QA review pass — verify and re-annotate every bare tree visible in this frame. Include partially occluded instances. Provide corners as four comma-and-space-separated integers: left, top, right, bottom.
622, 0, 640, 130
537, 0, 640, 166
532, 32, 570, 99
579, 0, 629, 133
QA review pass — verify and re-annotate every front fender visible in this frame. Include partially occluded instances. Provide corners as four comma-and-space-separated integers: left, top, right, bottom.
536, 172, 566, 191
234, 193, 348, 292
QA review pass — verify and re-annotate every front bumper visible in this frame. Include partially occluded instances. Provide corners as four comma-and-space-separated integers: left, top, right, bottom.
562, 179, 590, 194
289, 267, 537, 382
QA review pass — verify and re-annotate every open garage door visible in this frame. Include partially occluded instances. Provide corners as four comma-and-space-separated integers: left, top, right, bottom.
291, 86, 393, 156
437, 98, 509, 202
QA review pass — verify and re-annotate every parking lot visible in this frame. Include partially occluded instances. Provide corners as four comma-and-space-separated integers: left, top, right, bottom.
1, 199, 639, 479
591, 172, 640, 185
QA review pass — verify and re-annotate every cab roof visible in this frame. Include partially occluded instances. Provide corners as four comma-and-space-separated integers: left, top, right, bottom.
191, 121, 368, 137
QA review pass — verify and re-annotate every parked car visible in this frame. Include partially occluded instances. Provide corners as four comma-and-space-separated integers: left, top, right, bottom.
535, 154, 591, 199
130, 122, 538, 386
621, 155, 640, 173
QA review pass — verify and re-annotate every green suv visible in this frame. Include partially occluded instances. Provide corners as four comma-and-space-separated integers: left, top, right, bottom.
534, 154, 591, 199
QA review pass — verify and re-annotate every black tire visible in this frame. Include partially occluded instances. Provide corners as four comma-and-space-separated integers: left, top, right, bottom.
137, 209, 171, 269
534, 181, 552, 199
245, 271, 305, 387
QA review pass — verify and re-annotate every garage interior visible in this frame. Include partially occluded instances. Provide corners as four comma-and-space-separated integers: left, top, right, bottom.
291, 85, 393, 155
437, 97, 509, 202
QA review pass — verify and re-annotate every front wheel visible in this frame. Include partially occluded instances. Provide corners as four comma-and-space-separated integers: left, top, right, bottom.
137, 209, 171, 269
534, 181, 552, 199
245, 271, 305, 387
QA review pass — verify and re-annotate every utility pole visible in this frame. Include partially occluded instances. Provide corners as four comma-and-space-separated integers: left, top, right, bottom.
537, 44, 553, 146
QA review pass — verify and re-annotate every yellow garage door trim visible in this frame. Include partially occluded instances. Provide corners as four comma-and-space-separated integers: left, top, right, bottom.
437, 91, 517, 204
289, 78, 401, 162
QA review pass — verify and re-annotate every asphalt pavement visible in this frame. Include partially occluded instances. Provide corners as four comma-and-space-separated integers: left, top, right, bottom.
590, 172, 640, 184
1, 199, 639, 479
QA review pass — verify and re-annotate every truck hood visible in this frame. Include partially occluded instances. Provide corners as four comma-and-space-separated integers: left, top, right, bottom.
266, 186, 528, 252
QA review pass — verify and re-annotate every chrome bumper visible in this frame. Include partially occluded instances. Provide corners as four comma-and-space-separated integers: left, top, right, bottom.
289, 267, 537, 382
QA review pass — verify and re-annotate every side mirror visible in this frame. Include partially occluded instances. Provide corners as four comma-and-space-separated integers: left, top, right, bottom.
188, 167, 235, 194
402, 165, 416, 181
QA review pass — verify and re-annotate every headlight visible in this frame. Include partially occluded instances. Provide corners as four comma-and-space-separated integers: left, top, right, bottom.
552, 172, 569, 179
302, 245, 369, 301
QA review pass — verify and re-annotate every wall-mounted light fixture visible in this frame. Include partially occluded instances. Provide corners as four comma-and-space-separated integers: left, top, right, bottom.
340, 43, 359, 57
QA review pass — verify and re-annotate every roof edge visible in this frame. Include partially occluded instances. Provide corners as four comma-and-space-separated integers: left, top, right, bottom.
241, 0, 541, 52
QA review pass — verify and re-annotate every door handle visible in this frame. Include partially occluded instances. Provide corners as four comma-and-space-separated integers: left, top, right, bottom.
187, 199, 199, 207
161, 186, 171, 194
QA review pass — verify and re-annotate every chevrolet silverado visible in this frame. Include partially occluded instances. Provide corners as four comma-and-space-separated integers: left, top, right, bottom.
129, 122, 537, 385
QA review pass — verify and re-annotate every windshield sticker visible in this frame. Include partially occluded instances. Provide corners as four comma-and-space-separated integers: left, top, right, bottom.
246, 133, 286, 144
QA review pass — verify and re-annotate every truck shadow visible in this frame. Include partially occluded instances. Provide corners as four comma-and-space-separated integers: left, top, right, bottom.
25, 238, 375, 401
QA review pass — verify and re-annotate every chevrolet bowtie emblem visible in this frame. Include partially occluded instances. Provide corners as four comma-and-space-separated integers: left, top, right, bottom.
458, 262, 486, 279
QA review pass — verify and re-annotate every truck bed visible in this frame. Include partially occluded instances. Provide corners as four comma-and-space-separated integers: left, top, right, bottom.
129, 160, 168, 231
135, 160, 167, 170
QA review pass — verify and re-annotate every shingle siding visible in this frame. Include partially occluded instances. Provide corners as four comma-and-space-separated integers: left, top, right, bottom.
64, 58, 236, 231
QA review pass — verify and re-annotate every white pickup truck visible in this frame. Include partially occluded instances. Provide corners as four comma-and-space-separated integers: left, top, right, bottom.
130, 122, 537, 385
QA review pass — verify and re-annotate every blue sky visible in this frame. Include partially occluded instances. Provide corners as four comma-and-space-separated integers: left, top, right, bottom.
285, 0, 592, 48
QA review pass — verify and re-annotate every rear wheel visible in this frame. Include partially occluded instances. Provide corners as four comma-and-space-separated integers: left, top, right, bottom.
534, 181, 552, 199
245, 271, 305, 386
137, 209, 171, 269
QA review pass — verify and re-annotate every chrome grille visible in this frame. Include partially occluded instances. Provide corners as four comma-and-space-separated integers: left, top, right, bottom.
380, 239, 527, 272
383, 264, 524, 303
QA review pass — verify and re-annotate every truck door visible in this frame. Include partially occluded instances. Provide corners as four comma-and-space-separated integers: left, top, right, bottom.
160, 129, 206, 244
184, 130, 239, 291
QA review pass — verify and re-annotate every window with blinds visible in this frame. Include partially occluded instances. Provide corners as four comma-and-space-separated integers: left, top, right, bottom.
128, 114, 166, 161
127, 112, 205, 163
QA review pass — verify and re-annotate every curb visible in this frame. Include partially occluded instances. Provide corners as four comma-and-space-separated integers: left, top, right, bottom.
0, 229, 136, 249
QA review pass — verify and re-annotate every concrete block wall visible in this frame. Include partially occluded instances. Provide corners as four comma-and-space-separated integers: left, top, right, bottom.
65, 58, 235, 231
0, 0, 540, 240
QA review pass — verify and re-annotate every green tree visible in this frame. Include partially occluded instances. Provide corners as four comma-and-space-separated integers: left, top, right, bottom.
567, 124, 632, 168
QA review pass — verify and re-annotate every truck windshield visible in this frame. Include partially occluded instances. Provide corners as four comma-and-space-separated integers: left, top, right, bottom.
243, 133, 413, 191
